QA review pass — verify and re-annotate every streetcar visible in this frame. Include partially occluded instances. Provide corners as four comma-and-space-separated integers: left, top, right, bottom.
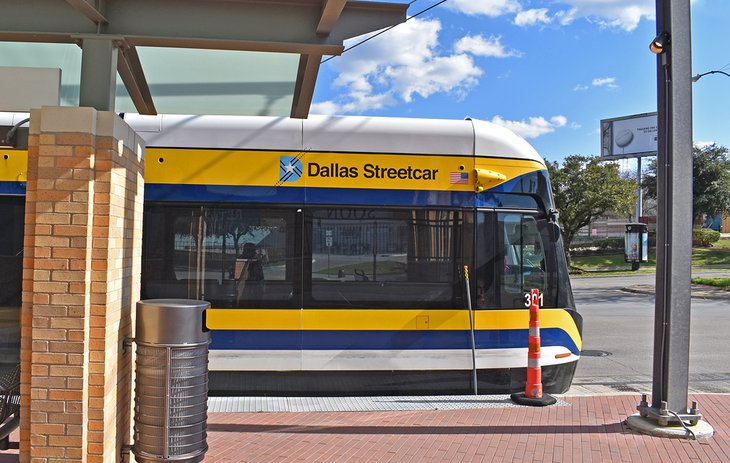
0, 113, 581, 395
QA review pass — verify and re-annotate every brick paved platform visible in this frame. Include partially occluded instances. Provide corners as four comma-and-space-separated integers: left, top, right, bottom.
205, 393, 728, 463
1, 393, 728, 462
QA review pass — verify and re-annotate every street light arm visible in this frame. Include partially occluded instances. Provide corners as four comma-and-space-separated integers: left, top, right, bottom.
692, 70, 730, 82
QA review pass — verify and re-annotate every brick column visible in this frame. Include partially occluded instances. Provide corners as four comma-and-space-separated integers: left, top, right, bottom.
20, 107, 145, 463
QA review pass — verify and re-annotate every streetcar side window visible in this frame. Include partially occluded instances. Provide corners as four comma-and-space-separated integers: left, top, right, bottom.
142, 204, 299, 308
306, 207, 464, 309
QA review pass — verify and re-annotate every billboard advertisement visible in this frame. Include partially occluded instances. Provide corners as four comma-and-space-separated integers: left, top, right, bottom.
600, 112, 658, 159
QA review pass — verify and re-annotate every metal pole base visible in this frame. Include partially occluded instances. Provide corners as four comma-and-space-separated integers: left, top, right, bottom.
637, 404, 703, 426
510, 392, 557, 406
636, 394, 703, 426
627, 414, 714, 439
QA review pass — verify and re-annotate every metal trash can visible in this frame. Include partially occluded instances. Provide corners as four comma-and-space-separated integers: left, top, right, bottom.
132, 299, 210, 463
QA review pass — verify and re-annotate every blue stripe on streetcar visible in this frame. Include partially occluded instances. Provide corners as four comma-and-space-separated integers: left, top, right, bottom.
144, 184, 305, 203
145, 184, 475, 207
0, 181, 26, 195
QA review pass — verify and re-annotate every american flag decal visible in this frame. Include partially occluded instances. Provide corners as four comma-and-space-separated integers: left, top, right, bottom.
450, 171, 469, 184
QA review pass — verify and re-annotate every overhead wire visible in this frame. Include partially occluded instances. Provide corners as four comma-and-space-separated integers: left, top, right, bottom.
321, 0, 449, 64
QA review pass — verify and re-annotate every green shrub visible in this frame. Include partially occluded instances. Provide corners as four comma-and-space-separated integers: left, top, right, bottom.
570, 237, 623, 252
594, 237, 624, 250
693, 227, 721, 247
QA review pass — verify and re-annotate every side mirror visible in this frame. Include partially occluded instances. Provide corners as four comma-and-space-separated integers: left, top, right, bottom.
545, 210, 561, 242
547, 209, 559, 224
546, 222, 561, 243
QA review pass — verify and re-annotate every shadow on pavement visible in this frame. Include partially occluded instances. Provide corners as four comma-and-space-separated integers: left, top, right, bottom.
207, 422, 627, 435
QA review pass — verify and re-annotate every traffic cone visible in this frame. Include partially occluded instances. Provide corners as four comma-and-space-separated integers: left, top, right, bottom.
511, 288, 557, 406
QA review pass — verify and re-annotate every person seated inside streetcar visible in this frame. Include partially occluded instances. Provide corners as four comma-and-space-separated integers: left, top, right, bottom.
234, 242, 264, 303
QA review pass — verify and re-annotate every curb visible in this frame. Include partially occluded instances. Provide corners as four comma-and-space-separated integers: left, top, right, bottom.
622, 285, 730, 300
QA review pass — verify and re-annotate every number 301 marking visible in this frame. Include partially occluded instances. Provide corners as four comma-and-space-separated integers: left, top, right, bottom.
524, 292, 544, 307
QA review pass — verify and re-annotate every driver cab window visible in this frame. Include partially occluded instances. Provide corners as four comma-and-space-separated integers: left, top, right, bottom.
476, 211, 547, 309
500, 213, 546, 300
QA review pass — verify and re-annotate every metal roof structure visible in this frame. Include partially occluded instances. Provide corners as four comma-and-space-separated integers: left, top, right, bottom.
0, 0, 407, 118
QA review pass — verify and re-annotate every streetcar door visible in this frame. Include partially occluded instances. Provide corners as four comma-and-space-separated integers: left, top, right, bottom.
141, 206, 207, 301
179, 207, 208, 300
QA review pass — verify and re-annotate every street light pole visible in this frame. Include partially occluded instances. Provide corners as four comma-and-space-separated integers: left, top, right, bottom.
636, 0, 703, 427
627, 1, 715, 438
692, 70, 730, 82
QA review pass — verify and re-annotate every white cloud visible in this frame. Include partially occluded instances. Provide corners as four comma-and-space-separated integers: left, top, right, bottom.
454, 35, 522, 58
389, 54, 482, 103
490, 115, 568, 139
310, 101, 341, 115
573, 76, 619, 91
592, 77, 618, 88
313, 19, 484, 115
551, 115, 568, 127
311, 93, 396, 115
446, 0, 521, 17
444, 0, 652, 32
695, 141, 715, 149
514, 8, 552, 26
555, 1, 654, 32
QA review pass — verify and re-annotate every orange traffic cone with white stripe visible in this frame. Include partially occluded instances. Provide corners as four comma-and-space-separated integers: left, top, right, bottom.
511, 288, 557, 406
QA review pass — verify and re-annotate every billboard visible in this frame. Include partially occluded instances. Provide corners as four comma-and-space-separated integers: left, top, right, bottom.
600, 112, 658, 159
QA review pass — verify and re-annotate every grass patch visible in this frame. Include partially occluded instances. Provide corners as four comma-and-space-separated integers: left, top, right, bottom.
691, 246, 730, 266
569, 266, 656, 276
571, 238, 730, 273
691, 277, 730, 290
571, 249, 656, 270
712, 238, 730, 250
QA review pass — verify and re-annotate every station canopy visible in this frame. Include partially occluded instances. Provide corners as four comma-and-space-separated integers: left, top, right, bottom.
0, 0, 407, 118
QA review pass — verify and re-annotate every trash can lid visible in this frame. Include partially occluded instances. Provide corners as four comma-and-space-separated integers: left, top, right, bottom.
136, 299, 210, 345
138, 299, 210, 309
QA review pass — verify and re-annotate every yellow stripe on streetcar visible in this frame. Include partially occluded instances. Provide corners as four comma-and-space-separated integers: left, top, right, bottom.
145, 148, 544, 192
205, 309, 301, 330
0, 149, 28, 182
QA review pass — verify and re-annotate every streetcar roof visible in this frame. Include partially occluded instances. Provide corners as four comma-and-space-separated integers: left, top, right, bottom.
124, 114, 544, 164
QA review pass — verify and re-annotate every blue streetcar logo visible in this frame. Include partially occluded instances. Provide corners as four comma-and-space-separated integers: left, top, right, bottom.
279, 156, 303, 182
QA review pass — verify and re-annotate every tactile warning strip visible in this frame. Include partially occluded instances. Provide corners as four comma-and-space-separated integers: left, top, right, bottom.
208, 395, 569, 413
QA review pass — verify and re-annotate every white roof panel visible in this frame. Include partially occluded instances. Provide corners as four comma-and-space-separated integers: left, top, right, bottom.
303, 115, 474, 155
125, 114, 303, 151
469, 118, 544, 164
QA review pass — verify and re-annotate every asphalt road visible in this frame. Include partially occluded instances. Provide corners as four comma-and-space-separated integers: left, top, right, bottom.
570, 272, 730, 394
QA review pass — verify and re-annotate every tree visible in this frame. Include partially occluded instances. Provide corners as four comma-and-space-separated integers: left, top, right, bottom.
642, 143, 730, 223
546, 155, 636, 266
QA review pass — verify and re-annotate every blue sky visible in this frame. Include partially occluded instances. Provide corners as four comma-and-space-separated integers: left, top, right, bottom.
311, 0, 730, 164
